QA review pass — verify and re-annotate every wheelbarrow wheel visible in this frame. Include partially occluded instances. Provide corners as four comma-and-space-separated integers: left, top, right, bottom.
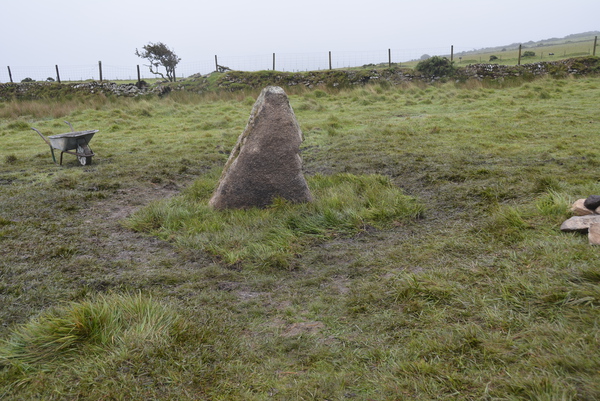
77, 144, 93, 166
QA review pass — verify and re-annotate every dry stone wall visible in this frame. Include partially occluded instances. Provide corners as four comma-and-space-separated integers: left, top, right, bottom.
0, 81, 171, 101
214, 57, 600, 90
1, 57, 598, 100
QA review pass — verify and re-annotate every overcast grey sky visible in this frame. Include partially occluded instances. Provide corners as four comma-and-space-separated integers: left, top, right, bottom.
2, 0, 598, 79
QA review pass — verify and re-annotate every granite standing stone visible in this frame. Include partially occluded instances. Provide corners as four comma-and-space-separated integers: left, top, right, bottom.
209, 86, 313, 209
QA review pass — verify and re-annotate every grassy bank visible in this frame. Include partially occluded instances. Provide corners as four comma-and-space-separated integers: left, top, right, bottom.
1, 75, 599, 399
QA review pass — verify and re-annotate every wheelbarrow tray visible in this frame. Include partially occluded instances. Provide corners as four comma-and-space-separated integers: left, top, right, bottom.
32, 122, 99, 166
48, 130, 98, 151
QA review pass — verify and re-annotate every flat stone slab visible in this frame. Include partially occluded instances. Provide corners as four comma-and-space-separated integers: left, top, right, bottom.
560, 215, 600, 233
209, 86, 312, 209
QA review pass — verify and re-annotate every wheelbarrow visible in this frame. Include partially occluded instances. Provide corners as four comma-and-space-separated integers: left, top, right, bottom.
32, 121, 98, 166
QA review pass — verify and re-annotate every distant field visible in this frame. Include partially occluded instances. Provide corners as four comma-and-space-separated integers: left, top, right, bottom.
1, 75, 600, 400
455, 37, 597, 65
383, 34, 599, 68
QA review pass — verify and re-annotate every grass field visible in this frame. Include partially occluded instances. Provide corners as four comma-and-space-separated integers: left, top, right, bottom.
453, 36, 598, 66
1, 73, 600, 400
388, 34, 599, 68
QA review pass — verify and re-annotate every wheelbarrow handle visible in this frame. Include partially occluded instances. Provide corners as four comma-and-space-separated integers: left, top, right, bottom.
31, 127, 58, 164
31, 127, 51, 146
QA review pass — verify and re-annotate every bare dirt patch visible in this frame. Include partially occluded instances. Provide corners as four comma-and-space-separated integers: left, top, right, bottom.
76, 184, 187, 271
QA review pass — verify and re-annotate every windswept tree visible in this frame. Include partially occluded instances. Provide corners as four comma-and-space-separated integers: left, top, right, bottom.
135, 42, 181, 82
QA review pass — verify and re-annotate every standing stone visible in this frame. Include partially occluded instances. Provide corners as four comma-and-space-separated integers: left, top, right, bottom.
209, 86, 313, 209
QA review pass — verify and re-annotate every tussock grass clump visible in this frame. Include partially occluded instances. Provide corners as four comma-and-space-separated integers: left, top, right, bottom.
127, 173, 423, 268
4, 154, 17, 165
535, 190, 572, 217
0, 293, 186, 370
0, 294, 225, 399
484, 206, 531, 244
481, 189, 574, 245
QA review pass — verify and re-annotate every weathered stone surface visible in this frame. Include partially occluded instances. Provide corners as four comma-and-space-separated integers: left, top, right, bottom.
571, 198, 594, 216
589, 223, 600, 245
584, 195, 600, 210
560, 215, 600, 233
209, 86, 312, 209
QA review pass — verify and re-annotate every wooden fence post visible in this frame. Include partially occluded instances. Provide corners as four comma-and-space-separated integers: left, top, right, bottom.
7, 66, 13, 83
594, 36, 598, 56
518, 44, 522, 66
329, 51, 332, 70
98, 61, 103, 82
273, 53, 276, 71
55, 65, 61, 83
451, 45, 454, 62
137, 65, 141, 84
388, 49, 391, 67
215, 55, 218, 72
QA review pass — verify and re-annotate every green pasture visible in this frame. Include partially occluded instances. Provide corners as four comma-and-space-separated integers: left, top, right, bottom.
455, 36, 598, 65
390, 35, 598, 68
1, 74, 599, 400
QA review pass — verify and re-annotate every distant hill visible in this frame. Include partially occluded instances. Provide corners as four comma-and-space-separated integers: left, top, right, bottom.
457, 31, 600, 56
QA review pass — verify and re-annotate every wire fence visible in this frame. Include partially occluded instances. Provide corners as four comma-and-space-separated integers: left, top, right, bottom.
1, 47, 457, 83
3, 37, 597, 84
